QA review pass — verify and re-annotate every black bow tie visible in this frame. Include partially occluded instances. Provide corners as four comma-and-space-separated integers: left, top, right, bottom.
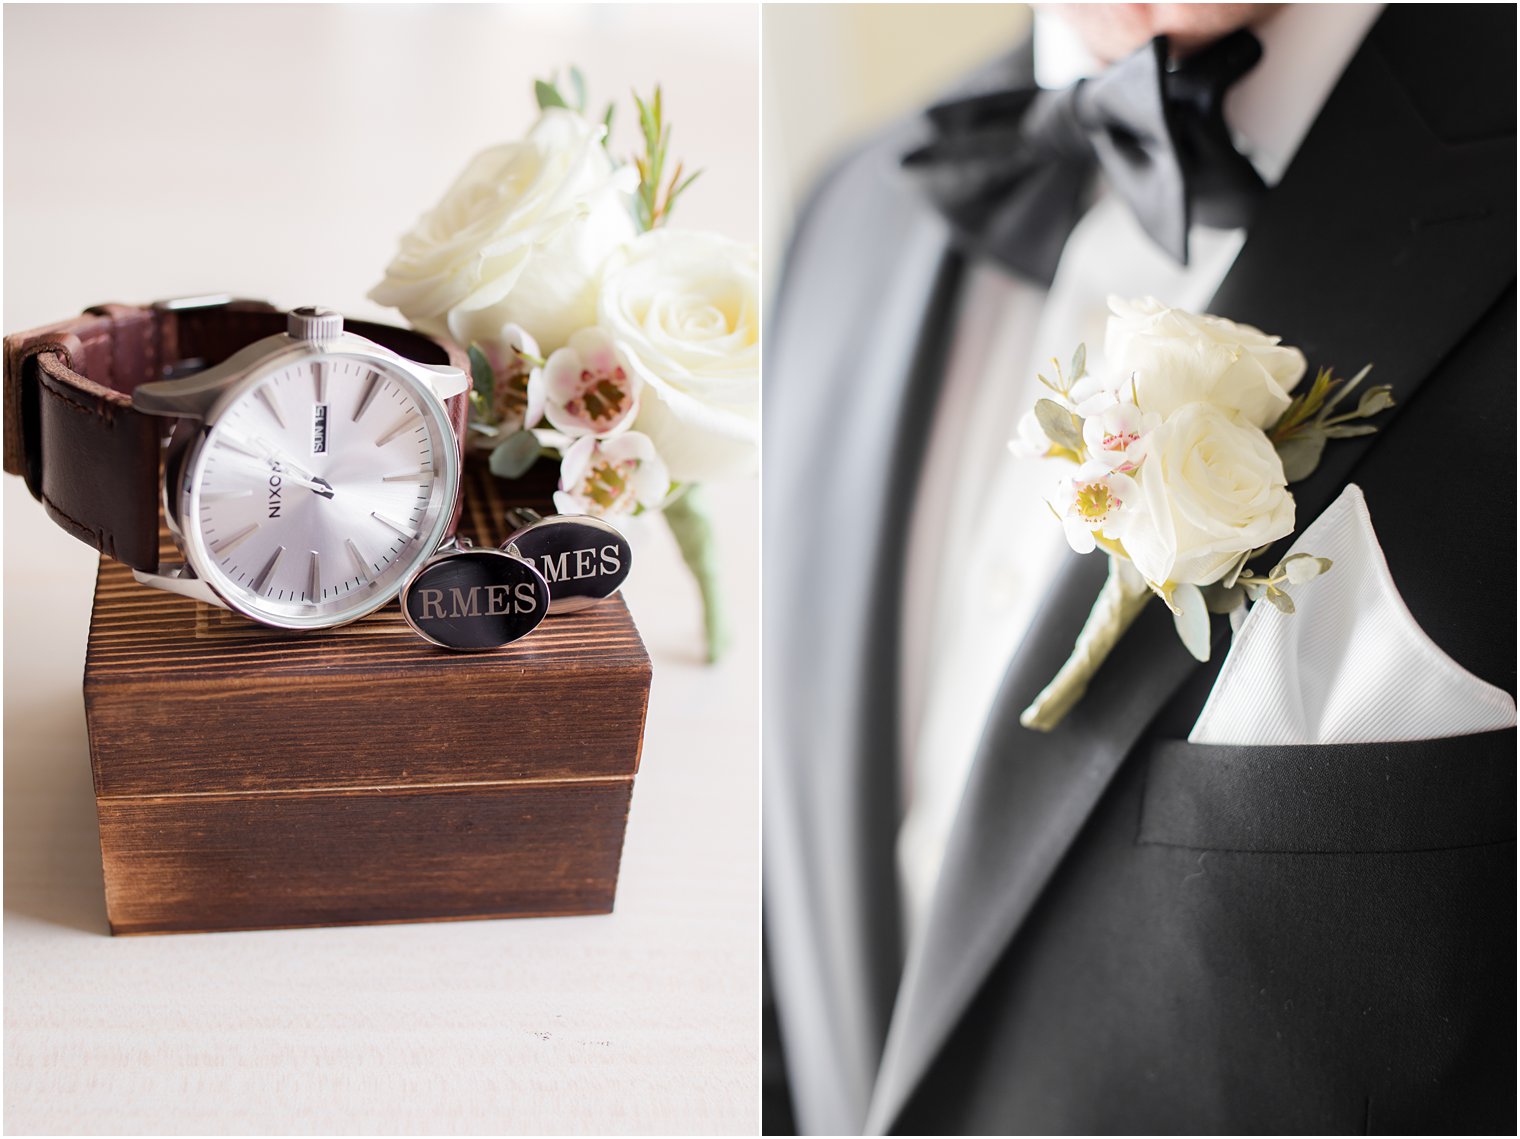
903, 31, 1268, 284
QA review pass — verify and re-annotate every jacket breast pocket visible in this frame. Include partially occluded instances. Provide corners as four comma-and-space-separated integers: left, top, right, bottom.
1117, 730, 1515, 1132
1137, 728, 1516, 854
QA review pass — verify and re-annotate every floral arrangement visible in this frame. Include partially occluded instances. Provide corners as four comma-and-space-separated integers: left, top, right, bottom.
370, 70, 758, 661
1012, 297, 1390, 730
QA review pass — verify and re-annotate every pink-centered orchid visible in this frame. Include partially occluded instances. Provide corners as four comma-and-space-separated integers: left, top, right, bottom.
554, 431, 670, 519
479, 322, 546, 433
1081, 400, 1158, 473
541, 328, 642, 439
1052, 462, 1140, 555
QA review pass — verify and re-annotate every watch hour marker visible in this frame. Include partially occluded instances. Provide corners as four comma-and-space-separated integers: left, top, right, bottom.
201, 489, 254, 502
313, 361, 327, 403
251, 545, 286, 594
210, 523, 259, 555
307, 551, 322, 600
345, 538, 369, 580
372, 512, 417, 539
353, 371, 384, 422
382, 471, 423, 483
256, 387, 287, 429
374, 413, 420, 447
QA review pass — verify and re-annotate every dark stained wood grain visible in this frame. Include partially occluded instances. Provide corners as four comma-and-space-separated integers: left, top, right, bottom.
85, 624, 650, 795
98, 780, 634, 935
83, 459, 651, 934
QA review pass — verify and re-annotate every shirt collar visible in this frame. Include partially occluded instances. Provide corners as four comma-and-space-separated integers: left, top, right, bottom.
1033, 4, 1385, 187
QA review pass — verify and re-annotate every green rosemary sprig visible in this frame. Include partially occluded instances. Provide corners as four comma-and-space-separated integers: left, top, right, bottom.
1268, 363, 1392, 481
632, 85, 701, 231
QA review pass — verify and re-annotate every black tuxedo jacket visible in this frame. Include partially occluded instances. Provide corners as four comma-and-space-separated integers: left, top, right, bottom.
763, 6, 1516, 1134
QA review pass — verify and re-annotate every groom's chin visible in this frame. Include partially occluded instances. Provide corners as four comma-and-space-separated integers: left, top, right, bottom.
1043, 2, 1275, 63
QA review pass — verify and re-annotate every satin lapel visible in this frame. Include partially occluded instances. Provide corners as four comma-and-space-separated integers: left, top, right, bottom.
867, 8, 1515, 1131
763, 154, 966, 1128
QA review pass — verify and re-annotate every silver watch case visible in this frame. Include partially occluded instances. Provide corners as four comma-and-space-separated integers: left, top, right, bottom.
132, 310, 467, 629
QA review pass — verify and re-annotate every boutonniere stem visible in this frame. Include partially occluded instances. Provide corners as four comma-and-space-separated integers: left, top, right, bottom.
1020, 557, 1152, 731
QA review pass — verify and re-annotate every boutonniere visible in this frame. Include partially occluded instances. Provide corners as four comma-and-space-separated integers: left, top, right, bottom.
369, 70, 759, 663
1012, 296, 1393, 731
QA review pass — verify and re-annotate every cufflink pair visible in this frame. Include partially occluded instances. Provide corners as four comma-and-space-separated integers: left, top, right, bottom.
400, 511, 632, 651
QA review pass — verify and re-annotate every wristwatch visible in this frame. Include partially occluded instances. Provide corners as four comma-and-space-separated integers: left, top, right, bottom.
3, 296, 472, 630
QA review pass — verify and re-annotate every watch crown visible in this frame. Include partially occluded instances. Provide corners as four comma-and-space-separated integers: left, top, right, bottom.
287, 306, 343, 342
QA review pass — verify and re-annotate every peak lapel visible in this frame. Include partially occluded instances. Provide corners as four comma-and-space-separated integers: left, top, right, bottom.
867, 8, 1515, 1132
1207, 5, 1515, 537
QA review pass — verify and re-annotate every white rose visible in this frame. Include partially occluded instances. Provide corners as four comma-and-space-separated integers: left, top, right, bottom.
1105, 296, 1307, 429
1123, 401, 1295, 587
369, 108, 637, 352
598, 229, 759, 482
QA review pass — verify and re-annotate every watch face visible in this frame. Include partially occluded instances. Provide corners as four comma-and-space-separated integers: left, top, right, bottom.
181, 352, 459, 628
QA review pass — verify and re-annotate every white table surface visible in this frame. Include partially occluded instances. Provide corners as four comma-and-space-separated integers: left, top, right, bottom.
2, 5, 759, 1134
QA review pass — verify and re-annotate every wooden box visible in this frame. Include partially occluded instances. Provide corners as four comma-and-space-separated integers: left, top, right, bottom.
81, 462, 651, 935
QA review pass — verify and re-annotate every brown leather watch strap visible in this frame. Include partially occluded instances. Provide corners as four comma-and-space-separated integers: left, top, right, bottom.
3, 300, 471, 574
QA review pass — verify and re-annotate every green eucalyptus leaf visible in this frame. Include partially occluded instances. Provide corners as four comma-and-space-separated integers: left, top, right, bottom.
1356, 386, 1395, 417
1265, 588, 1296, 614
1070, 342, 1087, 384
1202, 582, 1245, 615
1323, 423, 1379, 439
1276, 430, 1327, 482
535, 79, 568, 110
1034, 398, 1083, 452
568, 66, 587, 111
1279, 553, 1333, 585
488, 431, 542, 479
467, 344, 496, 422
1171, 582, 1211, 662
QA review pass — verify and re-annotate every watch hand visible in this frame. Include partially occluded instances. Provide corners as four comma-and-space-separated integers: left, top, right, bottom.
221, 435, 335, 499
256, 458, 335, 499
247, 435, 324, 485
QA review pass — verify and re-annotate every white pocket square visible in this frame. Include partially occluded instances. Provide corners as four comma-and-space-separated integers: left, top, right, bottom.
1190, 483, 1517, 746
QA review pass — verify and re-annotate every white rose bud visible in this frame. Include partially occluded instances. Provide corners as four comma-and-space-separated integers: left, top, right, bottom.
598, 229, 759, 482
369, 108, 638, 353
1106, 295, 1307, 429
1124, 401, 1295, 588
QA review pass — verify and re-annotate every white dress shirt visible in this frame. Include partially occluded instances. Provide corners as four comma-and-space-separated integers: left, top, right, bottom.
896, 4, 1385, 950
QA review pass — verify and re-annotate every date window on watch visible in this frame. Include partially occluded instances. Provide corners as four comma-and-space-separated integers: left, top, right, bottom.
310, 403, 328, 454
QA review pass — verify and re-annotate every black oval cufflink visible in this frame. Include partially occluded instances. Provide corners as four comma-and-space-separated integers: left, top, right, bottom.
401, 541, 550, 651
501, 509, 632, 615
399, 511, 630, 650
